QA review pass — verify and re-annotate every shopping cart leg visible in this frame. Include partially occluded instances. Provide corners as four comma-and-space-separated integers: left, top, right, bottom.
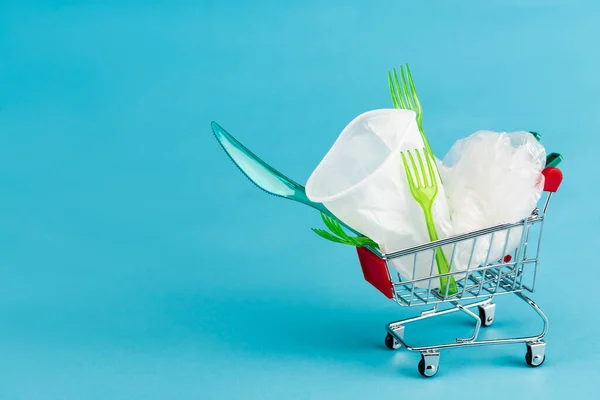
515, 292, 548, 367
451, 301, 482, 343
514, 292, 549, 340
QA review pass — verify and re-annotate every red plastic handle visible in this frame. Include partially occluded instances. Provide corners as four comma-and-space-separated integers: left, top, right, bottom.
356, 247, 393, 299
542, 167, 563, 192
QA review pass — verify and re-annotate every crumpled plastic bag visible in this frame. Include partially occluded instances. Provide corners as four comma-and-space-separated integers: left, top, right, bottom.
438, 130, 546, 271
305, 109, 453, 283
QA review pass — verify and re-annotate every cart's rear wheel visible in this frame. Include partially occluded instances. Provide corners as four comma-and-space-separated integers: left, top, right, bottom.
385, 333, 401, 350
525, 346, 546, 367
478, 303, 495, 328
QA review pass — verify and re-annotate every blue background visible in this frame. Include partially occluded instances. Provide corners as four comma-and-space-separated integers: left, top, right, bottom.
0, 0, 597, 398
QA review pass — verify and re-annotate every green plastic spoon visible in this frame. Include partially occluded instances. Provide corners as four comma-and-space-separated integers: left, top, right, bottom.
211, 122, 327, 211
211, 121, 366, 237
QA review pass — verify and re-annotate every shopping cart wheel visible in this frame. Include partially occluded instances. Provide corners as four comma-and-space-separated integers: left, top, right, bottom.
525, 342, 546, 367
385, 333, 401, 350
418, 352, 439, 378
478, 303, 496, 327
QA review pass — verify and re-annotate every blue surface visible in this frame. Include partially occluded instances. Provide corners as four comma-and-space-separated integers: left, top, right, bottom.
0, 0, 597, 398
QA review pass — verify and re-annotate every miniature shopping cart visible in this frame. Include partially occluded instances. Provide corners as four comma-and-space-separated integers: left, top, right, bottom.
355, 167, 563, 377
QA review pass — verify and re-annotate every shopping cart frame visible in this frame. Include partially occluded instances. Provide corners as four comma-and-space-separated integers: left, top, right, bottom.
355, 167, 563, 377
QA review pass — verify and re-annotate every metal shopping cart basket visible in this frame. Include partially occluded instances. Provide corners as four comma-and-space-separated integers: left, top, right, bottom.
355, 167, 563, 377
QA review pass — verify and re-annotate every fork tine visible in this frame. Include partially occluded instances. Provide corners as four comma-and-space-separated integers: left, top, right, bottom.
401, 152, 416, 190
424, 147, 437, 189
405, 64, 421, 109
407, 150, 423, 188
392, 68, 407, 109
400, 65, 414, 109
415, 149, 428, 187
388, 71, 400, 109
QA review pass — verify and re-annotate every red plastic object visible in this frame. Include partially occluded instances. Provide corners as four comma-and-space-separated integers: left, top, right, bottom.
503, 254, 512, 263
356, 247, 393, 299
542, 167, 563, 192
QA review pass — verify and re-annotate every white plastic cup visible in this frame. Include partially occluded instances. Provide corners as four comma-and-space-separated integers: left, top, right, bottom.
306, 109, 454, 286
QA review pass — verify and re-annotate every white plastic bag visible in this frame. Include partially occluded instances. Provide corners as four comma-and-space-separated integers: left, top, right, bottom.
439, 130, 546, 270
306, 109, 453, 285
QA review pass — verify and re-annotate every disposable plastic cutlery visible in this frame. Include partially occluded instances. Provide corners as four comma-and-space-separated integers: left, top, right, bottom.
401, 147, 458, 296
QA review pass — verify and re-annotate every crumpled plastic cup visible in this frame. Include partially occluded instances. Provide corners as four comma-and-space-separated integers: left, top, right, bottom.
306, 109, 453, 285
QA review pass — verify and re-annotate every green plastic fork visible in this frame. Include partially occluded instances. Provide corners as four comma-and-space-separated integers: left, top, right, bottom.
401, 147, 458, 296
388, 65, 443, 179
388, 65, 433, 153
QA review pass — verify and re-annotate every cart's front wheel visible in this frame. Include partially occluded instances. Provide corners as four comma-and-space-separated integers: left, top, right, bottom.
385, 333, 401, 350
418, 352, 439, 378
525, 349, 545, 367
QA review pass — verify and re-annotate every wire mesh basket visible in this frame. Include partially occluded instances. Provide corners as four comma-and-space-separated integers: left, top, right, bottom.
355, 166, 563, 377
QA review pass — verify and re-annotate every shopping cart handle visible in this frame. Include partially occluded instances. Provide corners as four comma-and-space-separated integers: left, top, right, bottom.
542, 167, 562, 193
